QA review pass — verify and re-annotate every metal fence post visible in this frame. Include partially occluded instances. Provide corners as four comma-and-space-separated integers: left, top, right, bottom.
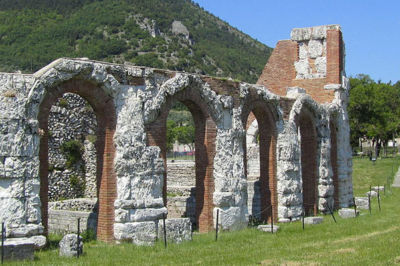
163, 214, 167, 248
77, 218, 80, 258
368, 193, 371, 214
270, 207, 274, 234
377, 188, 381, 212
327, 203, 337, 223
353, 197, 357, 217
302, 208, 305, 231
215, 209, 219, 241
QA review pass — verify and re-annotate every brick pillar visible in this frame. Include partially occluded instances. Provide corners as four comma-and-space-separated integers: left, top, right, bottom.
326, 29, 343, 84
197, 117, 216, 232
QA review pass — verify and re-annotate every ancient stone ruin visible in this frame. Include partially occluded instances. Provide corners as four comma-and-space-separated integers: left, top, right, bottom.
0, 25, 352, 246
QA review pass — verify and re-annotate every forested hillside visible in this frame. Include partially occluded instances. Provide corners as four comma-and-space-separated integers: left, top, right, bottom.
0, 0, 272, 83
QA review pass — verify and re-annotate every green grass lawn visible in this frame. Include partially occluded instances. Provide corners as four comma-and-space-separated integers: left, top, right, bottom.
8, 157, 400, 265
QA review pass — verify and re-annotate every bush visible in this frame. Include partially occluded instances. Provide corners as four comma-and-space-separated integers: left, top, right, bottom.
60, 140, 82, 168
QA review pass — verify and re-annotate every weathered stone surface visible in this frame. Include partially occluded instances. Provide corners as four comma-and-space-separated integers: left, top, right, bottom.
304, 216, 323, 225
257, 224, 280, 233
366, 191, 378, 198
114, 221, 157, 246
157, 218, 192, 243
338, 208, 359, 219
355, 197, 369, 210
2, 239, 35, 261
8, 224, 44, 238
59, 234, 83, 257
129, 207, 167, 222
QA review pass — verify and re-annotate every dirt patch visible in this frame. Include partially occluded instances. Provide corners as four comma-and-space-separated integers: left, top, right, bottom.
333, 248, 356, 254
332, 226, 399, 245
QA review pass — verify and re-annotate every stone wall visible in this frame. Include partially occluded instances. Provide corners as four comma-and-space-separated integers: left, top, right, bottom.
0, 24, 353, 245
48, 93, 97, 200
48, 198, 97, 233
166, 160, 196, 224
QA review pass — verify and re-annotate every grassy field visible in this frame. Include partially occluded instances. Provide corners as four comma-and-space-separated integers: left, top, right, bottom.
8, 156, 400, 265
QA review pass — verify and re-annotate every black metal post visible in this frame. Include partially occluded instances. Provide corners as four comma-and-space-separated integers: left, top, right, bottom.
377, 188, 381, 212
215, 209, 219, 241
302, 209, 305, 230
327, 203, 337, 223
1, 222, 4, 264
163, 214, 167, 248
77, 218, 80, 258
270, 207, 274, 234
368, 194, 371, 214
353, 197, 357, 217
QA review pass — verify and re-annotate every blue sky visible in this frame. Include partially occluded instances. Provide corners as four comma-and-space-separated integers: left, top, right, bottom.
193, 0, 400, 83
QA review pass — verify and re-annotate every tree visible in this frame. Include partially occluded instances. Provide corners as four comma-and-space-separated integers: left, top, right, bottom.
348, 75, 400, 156
173, 125, 195, 151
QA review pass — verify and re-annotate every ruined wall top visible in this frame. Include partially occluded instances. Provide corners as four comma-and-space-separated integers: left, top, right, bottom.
257, 24, 345, 104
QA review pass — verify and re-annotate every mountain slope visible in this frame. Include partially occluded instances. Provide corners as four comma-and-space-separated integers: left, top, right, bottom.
0, 0, 272, 83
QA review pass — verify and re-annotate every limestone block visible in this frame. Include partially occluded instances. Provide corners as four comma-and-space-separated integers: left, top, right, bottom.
257, 224, 280, 233
338, 208, 359, 219
294, 60, 310, 79
315, 57, 326, 75
115, 208, 129, 223
157, 218, 192, 243
304, 216, 323, 225
213, 192, 235, 207
29, 235, 47, 250
129, 207, 167, 222
0, 197, 25, 225
59, 234, 83, 257
286, 87, 306, 99
298, 42, 308, 59
366, 191, 378, 198
2, 239, 35, 261
214, 207, 247, 231
308, 40, 324, 58
355, 197, 369, 210
114, 221, 157, 246
8, 224, 44, 238
318, 184, 334, 197
291, 28, 312, 41
0, 133, 39, 157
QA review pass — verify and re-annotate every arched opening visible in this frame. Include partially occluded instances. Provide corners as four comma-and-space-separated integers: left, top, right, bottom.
330, 118, 339, 209
243, 101, 277, 223
298, 108, 318, 216
145, 89, 216, 232
38, 79, 116, 242
47, 93, 98, 235
165, 102, 196, 227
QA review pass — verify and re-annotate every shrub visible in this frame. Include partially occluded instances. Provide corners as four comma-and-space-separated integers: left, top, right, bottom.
58, 98, 68, 108
60, 140, 82, 168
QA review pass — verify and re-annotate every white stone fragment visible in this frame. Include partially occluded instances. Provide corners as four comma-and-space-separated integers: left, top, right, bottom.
308, 40, 324, 58
338, 208, 359, 219
257, 224, 280, 233
303, 216, 323, 225
157, 218, 192, 243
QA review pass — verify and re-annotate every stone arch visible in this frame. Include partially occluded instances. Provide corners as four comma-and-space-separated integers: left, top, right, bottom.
27, 68, 117, 242
241, 89, 280, 223
145, 85, 217, 232
289, 97, 320, 216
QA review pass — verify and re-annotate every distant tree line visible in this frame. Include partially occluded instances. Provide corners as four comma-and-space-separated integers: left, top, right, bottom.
349, 74, 400, 157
